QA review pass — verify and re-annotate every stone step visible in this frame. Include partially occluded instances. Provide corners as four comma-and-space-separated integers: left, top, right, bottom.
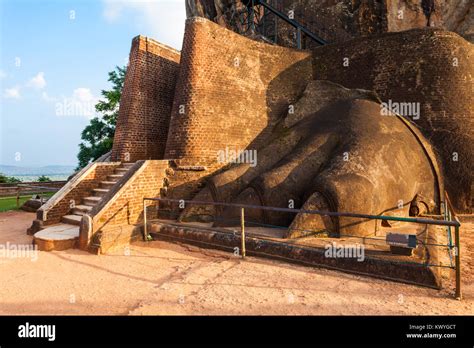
107, 174, 124, 180
72, 204, 92, 215
115, 168, 129, 174
61, 214, 82, 226
92, 188, 109, 197
83, 196, 102, 206
121, 163, 134, 167
34, 223, 79, 251
100, 181, 116, 189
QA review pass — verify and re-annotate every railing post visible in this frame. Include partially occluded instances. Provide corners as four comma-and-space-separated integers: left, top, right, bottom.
454, 224, 461, 300
241, 207, 246, 259
257, 0, 328, 45
143, 199, 148, 241
249, 1, 255, 32
296, 27, 302, 49
16, 186, 20, 208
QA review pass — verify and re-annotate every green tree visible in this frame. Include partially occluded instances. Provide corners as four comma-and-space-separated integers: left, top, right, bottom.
37, 175, 51, 182
76, 65, 126, 169
0, 173, 21, 183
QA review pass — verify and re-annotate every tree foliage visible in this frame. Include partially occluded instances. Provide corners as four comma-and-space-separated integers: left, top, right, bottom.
37, 175, 52, 182
0, 173, 21, 184
76, 66, 126, 169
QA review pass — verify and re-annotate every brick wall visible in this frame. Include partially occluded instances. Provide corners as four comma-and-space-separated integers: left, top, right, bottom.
37, 163, 119, 225
164, 17, 312, 168
156, 160, 217, 219
312, 28, 474, 212
111, 36, 181, 162
91, 160, 169, 235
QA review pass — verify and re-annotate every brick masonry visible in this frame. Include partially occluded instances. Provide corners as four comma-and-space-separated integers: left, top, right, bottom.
89, 160, 169, 252
164, 17, 313, 169
111, 36, 181, 162
312, 28, 473, 212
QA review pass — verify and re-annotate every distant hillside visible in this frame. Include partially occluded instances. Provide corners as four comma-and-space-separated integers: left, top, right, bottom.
0, 165, 76, 176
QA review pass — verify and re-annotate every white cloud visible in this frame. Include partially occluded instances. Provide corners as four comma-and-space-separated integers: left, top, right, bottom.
102, 0, 186, 49
73, 87, 95, 102
41, 91, 58, 102
103, 0, 124, 21
54, 87, 99, 119
3, 86, 21, 99
27, 72, 47, 89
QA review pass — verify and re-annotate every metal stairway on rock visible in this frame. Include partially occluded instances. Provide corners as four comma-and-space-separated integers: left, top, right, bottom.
228, 0, 329, 48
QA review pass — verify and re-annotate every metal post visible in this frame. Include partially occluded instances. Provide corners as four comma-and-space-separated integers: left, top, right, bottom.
16, 186, 20, 208
274, 4, 278, 44
455, 225, 461, 300
249, 1, 255, 32
241, 208, 246, 259
296, 27, 302, 49
257, 0, 328, 45
143, 199, 148, 241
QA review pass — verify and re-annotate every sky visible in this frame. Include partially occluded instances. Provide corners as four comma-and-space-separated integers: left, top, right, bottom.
0, 0, 186, 167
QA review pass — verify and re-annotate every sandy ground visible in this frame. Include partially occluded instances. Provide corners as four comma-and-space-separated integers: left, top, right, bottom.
0, 210, 472, 315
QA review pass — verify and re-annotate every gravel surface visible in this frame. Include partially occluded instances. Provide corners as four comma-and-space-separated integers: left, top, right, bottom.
0, 210, 472, 315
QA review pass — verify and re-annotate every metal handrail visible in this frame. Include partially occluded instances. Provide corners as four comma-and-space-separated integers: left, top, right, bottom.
230, 0, 328, 47
144, 197, 460, 227
444, 191, 461, 299
256, 0, 328, 47
142, 196, 462, 299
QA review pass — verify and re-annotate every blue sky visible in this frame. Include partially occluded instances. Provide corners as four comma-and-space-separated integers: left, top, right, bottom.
0, 0, 186, 167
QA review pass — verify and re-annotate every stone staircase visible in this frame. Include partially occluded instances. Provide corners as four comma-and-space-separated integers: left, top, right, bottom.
33, 162, 135, 251
59, 163, 134, 226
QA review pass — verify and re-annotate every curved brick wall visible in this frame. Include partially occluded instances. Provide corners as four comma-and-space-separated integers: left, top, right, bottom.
313, 28, 474, 212
164, 17, 312, 168
111, 36, 180, 162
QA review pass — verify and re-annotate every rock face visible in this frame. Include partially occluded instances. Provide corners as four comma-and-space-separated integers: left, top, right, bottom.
185, 0, 474, 44
386, 0, 473, 41
432, 0, 474, 41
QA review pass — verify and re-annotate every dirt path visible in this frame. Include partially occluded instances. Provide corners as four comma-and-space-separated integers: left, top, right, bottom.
0, 211, 472, 315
